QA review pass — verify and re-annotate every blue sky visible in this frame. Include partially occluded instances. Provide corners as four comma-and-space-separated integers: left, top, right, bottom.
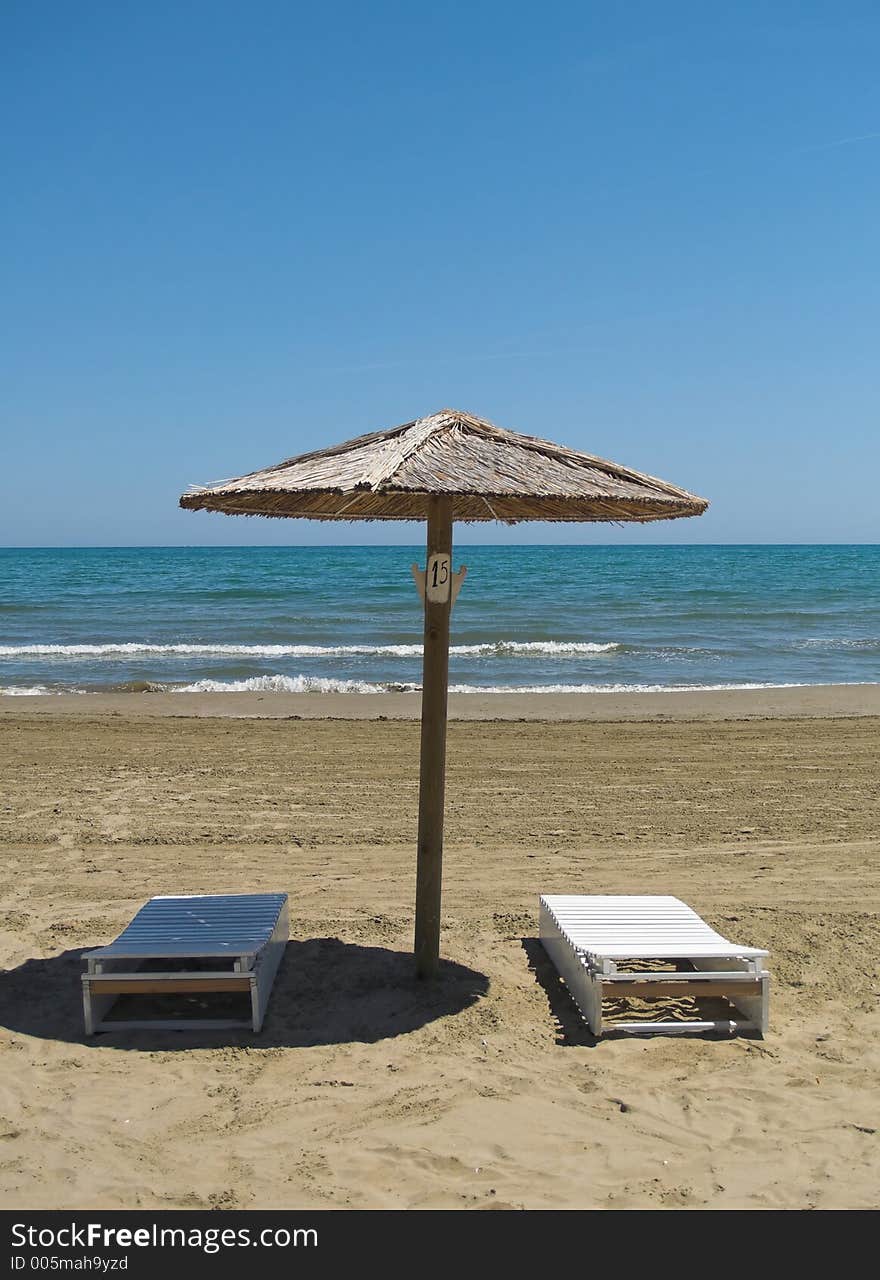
2, 2, 878, 545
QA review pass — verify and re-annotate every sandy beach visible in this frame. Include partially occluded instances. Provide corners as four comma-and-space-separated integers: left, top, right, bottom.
1, 687, 878, 1209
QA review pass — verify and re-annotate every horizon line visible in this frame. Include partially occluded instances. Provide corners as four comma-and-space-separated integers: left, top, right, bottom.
1, 542, 878, 552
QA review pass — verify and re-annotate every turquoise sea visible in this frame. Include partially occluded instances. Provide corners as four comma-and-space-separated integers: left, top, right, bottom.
0, 545, 878, 695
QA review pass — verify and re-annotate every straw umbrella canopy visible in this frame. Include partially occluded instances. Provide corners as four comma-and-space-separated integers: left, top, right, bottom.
180, 409, 708, 977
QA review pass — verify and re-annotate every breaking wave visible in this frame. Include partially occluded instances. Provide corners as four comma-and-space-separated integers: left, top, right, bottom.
174, 675, 411, 694
0, 685, 59, 696
6, 678, 873, 696
159, 676, 810, 695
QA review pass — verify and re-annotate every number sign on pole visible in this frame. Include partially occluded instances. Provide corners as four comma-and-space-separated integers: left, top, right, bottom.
426, 553, 451, 603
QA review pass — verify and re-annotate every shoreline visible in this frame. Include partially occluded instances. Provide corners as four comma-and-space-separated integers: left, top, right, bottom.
1, 681, 879, 720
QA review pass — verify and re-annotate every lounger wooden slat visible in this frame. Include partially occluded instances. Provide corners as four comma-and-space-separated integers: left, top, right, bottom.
82, 893, 288, 1033
86, 977, 253, 995
540, 894, 770, 1037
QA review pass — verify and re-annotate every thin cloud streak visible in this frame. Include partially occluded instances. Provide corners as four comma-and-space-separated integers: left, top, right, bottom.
793, 131, 880, 156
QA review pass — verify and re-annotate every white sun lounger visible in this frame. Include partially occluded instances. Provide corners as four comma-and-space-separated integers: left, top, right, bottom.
82, 893, 288, 1034
540, 895, 769, 1036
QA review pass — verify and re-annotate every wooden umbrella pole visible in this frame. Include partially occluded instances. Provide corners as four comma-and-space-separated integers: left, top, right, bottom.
414, 494, 453, 978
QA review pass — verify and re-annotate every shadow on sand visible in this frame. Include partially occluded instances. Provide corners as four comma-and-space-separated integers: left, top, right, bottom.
521, 937, 600, 1047
0, 938, 489, 1050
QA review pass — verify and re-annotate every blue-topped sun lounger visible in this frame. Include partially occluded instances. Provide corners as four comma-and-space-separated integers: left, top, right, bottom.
82, 893, 288, 1034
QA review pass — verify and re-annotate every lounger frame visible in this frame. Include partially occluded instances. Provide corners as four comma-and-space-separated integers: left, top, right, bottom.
540, 895, 769, 1037
82, 894, 288, 1034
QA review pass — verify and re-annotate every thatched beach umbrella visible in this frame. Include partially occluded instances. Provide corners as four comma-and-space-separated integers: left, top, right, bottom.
180, 409, 708, 977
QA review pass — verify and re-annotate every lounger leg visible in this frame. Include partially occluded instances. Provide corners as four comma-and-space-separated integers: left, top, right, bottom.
248, 902, 288, 1033
83, 960, 120, 1035
83, 984, 94, 1036
693, 957, 770, 1035
733, 972, 769, 1036
583, 973, 603, 1036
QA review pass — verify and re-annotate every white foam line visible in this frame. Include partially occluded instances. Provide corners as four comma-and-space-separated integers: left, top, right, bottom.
165, 677, 813, 696
175, 675, 401, 695
797, 637, 880, 651
0, 640, 620, 659
10, 679, 874, 697
0, 685, 58, 696
448, 681, 811, 694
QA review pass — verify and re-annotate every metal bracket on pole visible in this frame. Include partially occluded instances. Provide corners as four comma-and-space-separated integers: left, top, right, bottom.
410, 563, 467, 609
410, 563, 426, 604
